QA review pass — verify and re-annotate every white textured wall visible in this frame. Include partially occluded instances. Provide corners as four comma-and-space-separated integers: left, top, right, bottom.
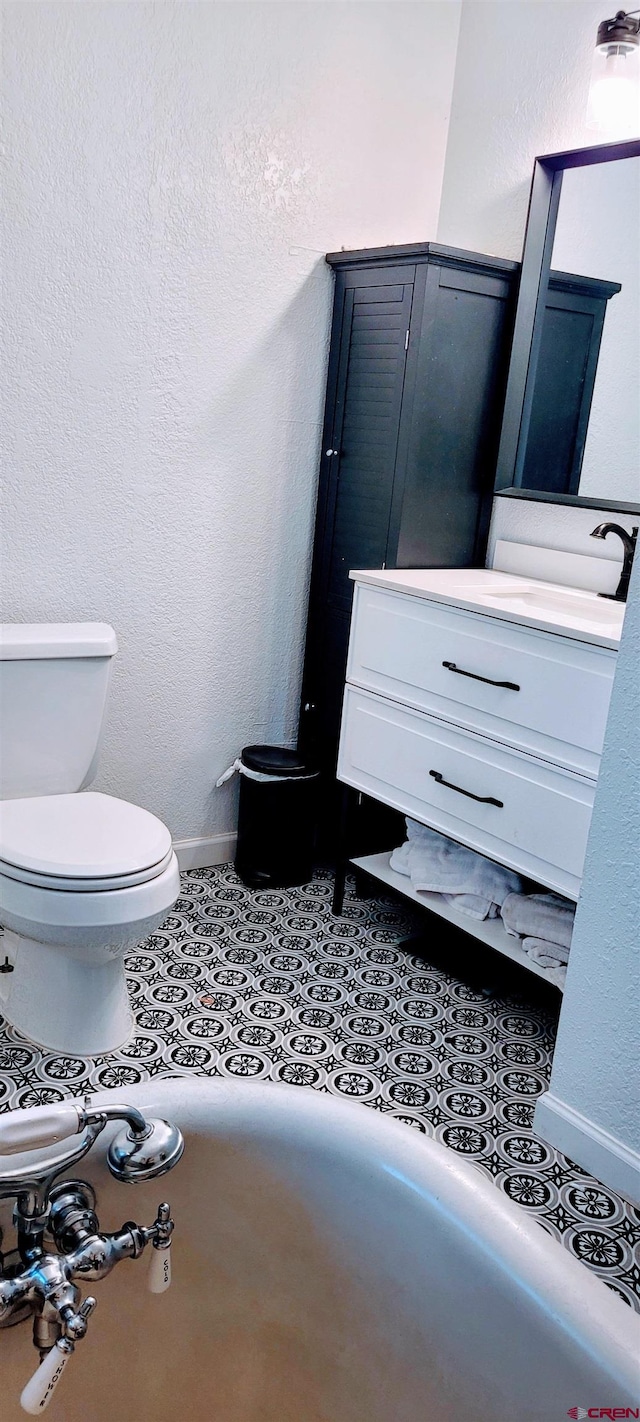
464, 5, 640, 557
438, 1, 639, 513
539, 551, 640, 1175
437, 0, 606, 261
0, 1, 460, 843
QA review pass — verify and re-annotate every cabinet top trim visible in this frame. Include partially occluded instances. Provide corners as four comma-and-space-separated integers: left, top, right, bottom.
325, 241, 518, 275
325, 243, 621, 304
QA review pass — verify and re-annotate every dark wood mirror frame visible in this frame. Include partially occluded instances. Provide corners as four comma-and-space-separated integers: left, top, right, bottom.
494, 138, 640, 514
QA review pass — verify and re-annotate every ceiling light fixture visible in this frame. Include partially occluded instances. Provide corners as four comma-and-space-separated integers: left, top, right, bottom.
587, 9, 640, 136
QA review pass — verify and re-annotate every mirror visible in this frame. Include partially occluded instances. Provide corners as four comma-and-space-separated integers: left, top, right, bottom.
495, 140, 640, 512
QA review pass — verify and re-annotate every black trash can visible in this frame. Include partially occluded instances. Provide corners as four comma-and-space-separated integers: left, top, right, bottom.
234, 745, 319, 889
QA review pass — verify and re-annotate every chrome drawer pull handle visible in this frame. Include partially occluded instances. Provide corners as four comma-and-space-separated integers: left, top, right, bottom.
429, 769, 504, 808
442, 661, 520, 692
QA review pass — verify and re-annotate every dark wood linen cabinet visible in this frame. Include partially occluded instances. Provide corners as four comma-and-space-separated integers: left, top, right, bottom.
298, 242, 517, 847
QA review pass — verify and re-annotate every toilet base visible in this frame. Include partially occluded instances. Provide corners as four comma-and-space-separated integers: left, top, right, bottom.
0, 929, 133, 1056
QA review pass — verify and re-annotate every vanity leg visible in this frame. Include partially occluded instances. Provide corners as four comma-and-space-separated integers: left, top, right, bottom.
353, 867, 371, 900
332, 784, 352, 916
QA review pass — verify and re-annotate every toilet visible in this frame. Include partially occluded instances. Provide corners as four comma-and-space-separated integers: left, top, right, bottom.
0, 623, 180, 1055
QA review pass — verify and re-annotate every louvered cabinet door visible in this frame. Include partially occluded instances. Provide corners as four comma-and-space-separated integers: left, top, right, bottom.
321, 271, 415, 615
301, 265, 415, 782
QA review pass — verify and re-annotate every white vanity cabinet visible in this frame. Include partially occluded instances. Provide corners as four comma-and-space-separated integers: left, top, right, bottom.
337, 571, 619, 924
345, 582, 615, 778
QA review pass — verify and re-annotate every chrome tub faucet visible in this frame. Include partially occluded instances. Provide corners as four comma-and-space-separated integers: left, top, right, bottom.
0, 1097, 184, 1413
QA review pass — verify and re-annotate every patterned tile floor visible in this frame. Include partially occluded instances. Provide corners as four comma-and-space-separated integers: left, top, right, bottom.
0, 864, 638, 1310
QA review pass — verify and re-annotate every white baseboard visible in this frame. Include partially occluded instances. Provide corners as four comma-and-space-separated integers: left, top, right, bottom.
173, 832, 237, 871
534, 1091, 640, 1205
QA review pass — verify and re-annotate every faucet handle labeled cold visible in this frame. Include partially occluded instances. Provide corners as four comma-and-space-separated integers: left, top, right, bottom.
148, 1202, 173, 1294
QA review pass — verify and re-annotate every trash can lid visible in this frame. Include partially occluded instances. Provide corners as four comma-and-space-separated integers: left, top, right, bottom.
241, 745, 317, 778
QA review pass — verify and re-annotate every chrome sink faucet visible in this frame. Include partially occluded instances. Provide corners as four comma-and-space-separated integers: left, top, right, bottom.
0, 1097, 184, 1414
590, 522, 638, 602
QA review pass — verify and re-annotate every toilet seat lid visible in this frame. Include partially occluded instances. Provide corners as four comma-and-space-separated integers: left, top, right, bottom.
0, 792, 172, 880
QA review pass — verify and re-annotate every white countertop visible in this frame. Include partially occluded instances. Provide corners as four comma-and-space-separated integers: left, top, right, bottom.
349, 567, 624, 649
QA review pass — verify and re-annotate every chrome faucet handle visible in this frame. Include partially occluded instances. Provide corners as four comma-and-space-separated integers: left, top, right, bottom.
20, 1297, 97, 1416
5, 1193, 173, 1413
1, 1104, 184, 1417
47, 1184, 174, 1293
147, 1202, 173, 1293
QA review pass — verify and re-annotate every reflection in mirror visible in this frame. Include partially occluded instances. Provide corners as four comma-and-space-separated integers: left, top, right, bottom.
495, 142, 640, 510
522, 156, 640, 504
550, 159, 639, 503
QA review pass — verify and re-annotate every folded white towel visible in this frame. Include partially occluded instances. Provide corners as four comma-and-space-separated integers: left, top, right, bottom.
523, 938, 568, 989
390, 821, 522, 922
390, 843, 500, 921
522, 936, 570, 967
501, 891, 575, 949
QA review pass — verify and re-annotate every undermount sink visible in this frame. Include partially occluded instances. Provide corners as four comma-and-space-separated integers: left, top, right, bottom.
467, 582, 625, 629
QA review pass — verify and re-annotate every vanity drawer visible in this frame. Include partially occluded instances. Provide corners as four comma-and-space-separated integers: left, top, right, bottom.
347, 583, 616, 777
338, 686, 594, 899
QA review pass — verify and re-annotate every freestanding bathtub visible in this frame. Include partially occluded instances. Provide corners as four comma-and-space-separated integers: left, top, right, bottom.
1, 1078, 638, 1421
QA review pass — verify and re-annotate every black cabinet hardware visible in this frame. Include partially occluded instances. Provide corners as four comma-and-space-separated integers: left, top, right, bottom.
429, 769, 504, 808
442, 660, 520, 691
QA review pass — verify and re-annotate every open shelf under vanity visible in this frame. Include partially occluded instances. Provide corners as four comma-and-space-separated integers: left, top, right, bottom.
351, 850, 565, 991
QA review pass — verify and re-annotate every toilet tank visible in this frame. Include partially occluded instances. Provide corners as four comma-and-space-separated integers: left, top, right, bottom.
0, 624, 118, 799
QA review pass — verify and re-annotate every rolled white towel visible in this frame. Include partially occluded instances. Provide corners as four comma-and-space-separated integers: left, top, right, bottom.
445, 894, 500, 921
501, 891, 575, 949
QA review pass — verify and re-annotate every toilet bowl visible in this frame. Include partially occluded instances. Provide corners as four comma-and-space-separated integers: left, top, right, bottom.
0, 792, 180, 1054
0, 623, 180, 1055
